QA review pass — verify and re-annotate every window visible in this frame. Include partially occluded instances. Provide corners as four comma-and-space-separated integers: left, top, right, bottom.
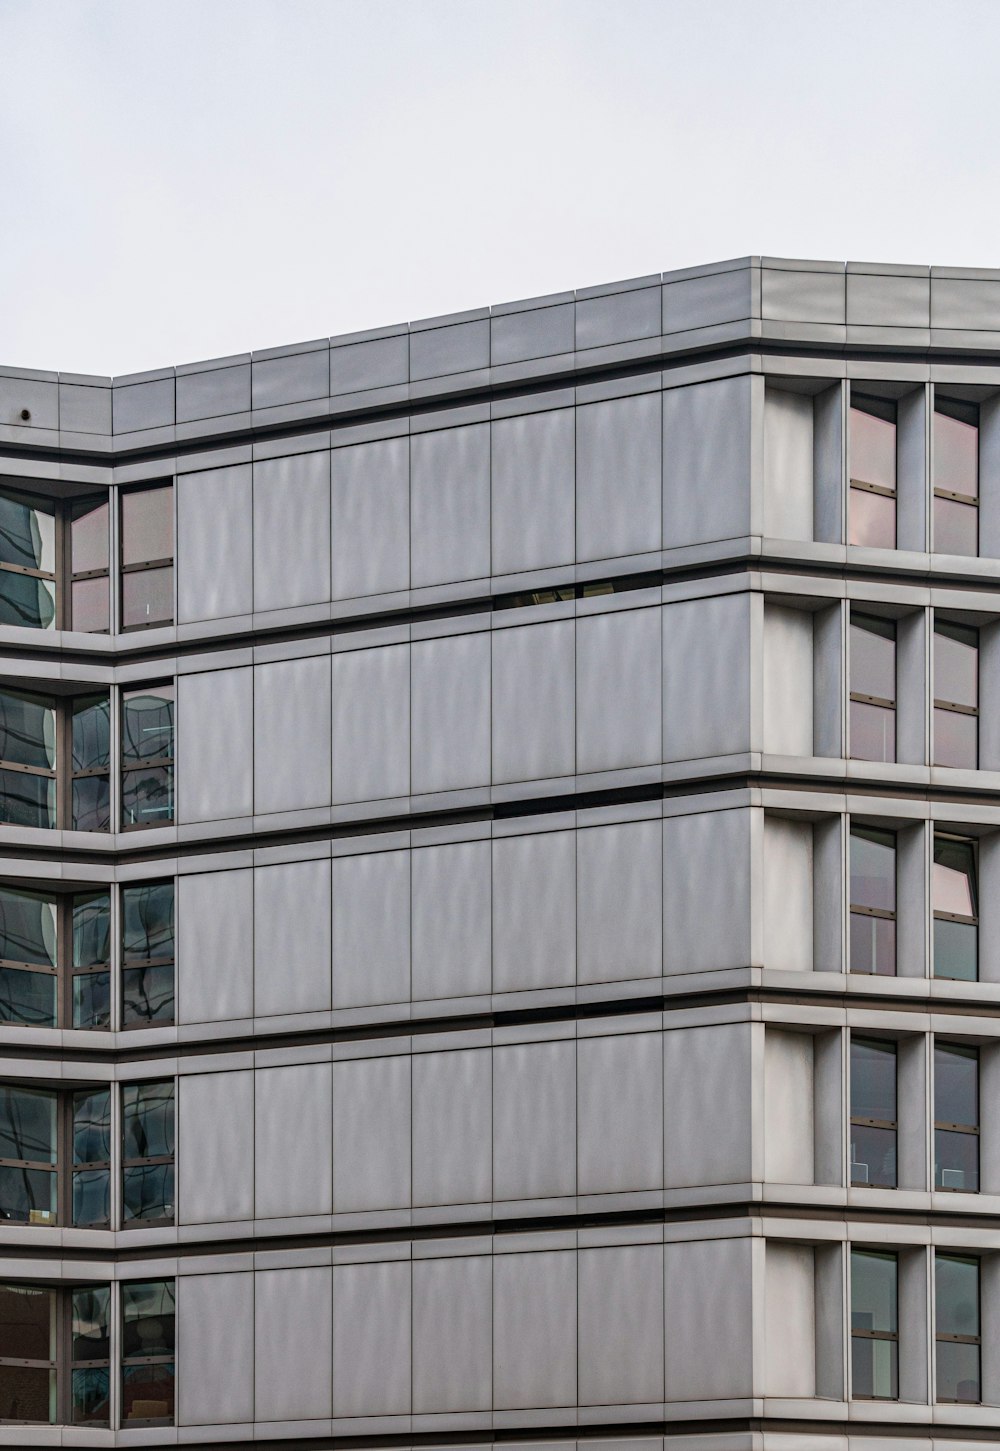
934, 400, 979, 557
0, 687, 110, 832
934, 836, 978, 981
120, 484, 173, 630
0, 1283, 55, 1422
935, 1044, 979, 1192
850, 396, 897, 548
851, 1250, 898, 1400
122, 1080, 174, 1224
0, 886, 110, 1029
72, 1089, 111, 1229
934, 620, 978, 769
850, 827, 896, 975
70, 694, 110, 831
121, 1280, 174, 1425
850, 614, 896, 762
122, 882, 174, 1026
936, 1255, 980, 1403
71, 1286, 110, 1424
71, 891, 111, 1029
851, 1037, 897, 1187
0, 488, 109, 634
121, 684, 174, 829
0, 1085, 56, 1225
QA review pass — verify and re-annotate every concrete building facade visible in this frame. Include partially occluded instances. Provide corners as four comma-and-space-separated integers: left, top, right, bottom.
0, 255, 997, 1448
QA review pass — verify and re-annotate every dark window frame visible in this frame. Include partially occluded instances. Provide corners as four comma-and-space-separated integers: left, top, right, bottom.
0, 686, 110, 833
121, 1080, 175, 1227
120, 683, 174, 833
120, 1278, 175, 1427
0, 486, 110, 635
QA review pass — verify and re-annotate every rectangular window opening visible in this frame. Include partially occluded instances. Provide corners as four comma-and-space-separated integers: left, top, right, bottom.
850, 1036, 898, 1188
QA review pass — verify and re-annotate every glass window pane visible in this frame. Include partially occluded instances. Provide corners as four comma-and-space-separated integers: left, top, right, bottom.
852, 1250, 897, 1333
850, 829, 896, 913
72, 775, 110, 833
122, 882, 174, 962
123, 1081, 174, 1159
72, 1285, 110, 1360
0, 889, 56, 967
935, 1129, 979, 1192
936, 1044, 978, 1126
73, 971, 110, 1030
935, 623, 978, 708
850, 1123, 897, 1188
73, 1168, 110, 1228
121, 566, 173, 630
849, 486, 896, 548
850, 701, 896, 764
121, 1362, 174, 1423
72, 1367, 109, 1424
0, 770, 55, 831
0, 1085, 55, 1164
121, 487, 173, 568
123, 965, 174, 1027
122, 686, 174, 765
850, 911, 896, 975
851, 406, 897, 490
73, 892, 110, 968
123, 1162, 175, 1223
71, 499, 109, 575
851, 616, 896, 700
852, 1334, 898, 1400
0, 494, 55, 573
122, 1279, 175, 1356
934, 917, 978, 982
0, 1364, 53, 1422
937, 1339, 980, 1403
0, 967, 55, 1027
0, 1164, 56, 1223
935, 496, 978, 558
0, 690, 54, 770
0, 1283, 52, 1359
937, 1255, 980, 1337
122, 765, 174, 829
71, 576, 109, 634
935, 410, 978, 500
934, 708, 978, 770
0, 572, 56, 630
72, 695, 110, 773
934, 839, 976, 917
73, 1088, 111, 1165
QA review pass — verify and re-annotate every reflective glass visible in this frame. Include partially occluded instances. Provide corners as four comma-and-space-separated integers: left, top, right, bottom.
850, 829, 896, 912
73, 1169, 110, 1228
71, 775, 110, 832
935, 623, 978, 708
121, 487, 173, 568
0, 1085, 55, 1165
851, 1038, 897, 1119
851, 616, 896, 700
0, 888, 56, 967
851, 406, 897, 490
936, 1044, 978, 1128
0, 1283, 52, 1358
73, 1088, 111, 1166
0, 770, 55, 831
123, 965, 174, 1026
73, 971, 110, 1030
935, 496, 978, 558
849, 486, 896, 548
935, 410, 978, 500
72, 695, 110, 773
122, 1279, 175, 1356
71, 499, 109, 574
73, 892, 110, 968
851, 1251, 897, 1399
123, 1162, 174, 1222
937, 1255, 980, 1337
122, 765, 174, 828
937, 1339, 980, 1403
850, 1123, 897, 1188
122, 686, 174, 764
935, 1129, 979, 1192
934, 707, 978, 770
934, 839, 976, 917
0, 572, 56, 630
850, 912, 896, 976
123, 882, 174, 962
0, 967, 55, 1026
0, 690, 54, 770
72, 1367, 109, 1424
850, 701, 896, 764
121, 1362, 174, 1423
0, 1365, 53, 1422
934, 918, 978, 982
71, 576, 109, 633
72, 1286, 110, 1360
0, 494, 55, 573
121, 566, 173, 629
0, 1164, 55, 1222
123, 1082, 174, 1159
852, 1337, 897, 1401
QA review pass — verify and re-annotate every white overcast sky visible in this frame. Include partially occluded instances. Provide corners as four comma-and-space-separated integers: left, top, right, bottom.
2, 0, 1000, 377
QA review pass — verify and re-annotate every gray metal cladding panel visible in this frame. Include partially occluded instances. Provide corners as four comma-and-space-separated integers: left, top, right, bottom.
490, 409, 575, 574
113, 376, 174, 432
253, 655, 332, 814
492, 830, 576, 993
664, 1024, 752, 1187
493, 1250, 577, 1409
577, 1032, 664, 1194
331, 849, 410, 1009
178, 1271, 254, 1425
410, 423, 491, 587
576, 286, 661, 350
761, 266, 846, 324
578, 1244, 665, 1405
330, 436, 409, 600
412, 1048, 491, 1206
847, 270, 929, 327
177, 867, 254, 1025
251, 347, 329, 409
576, 607, 662, 774
412, 1255, 492, 1412
662, 376, 752, 547
178, 1070, 254, 1225
662, 265, 752, 333
410, 319, 490, 380
410, 631, 491, 794
254, 858, 332, 1017
411, 839, 491, 1001
176, 363, 251, 422
329, 333, 408, 395
331, 643, 409, 804
331, 1053, 410, 1212
253, 451, 331, 612
662, 593, 751, 762
254, 1062, 333, 1218
931, 276, 1000, 330
177, 463, 253, 624
332, 1259, 411, 1416
0, 375, 57, 430
254, 1266, 333, 1421
577, 819, 663, 984
491, 302, 575, 367
663, 810, 752, 974
177, 667, 254, 823
59, 381, 111, 435
663, 1236, 753, 1401
492, 619, 575, 785
492, 1039, 576, 1202
576, 392, 662, 561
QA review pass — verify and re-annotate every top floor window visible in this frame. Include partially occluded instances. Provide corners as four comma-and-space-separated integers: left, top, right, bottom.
0, 489, 109, 634
934, 399, 979, 557
849, 396, 897, 549
120, 485, 173, 631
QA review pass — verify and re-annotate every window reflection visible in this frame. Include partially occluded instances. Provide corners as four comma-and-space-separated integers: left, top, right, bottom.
122, 1081, 174, 1223
934, 1044, 979, 1193
0, 888, 57, 1027
850, 1037, 897, 1188
122, 883, 174, 1027
934, 621, 979, 769
851, 1250, 898, 1400
934, 402, 979, 558
0, 1085, 56, 1225
933, 836, 978, 981
850, 827, 896, 975
121, 685, 174, 829
936, 1255, 980, 1402
0, 1284, 54, 1423
849, 397, 897, 548
0, 492, 56, 631
72, 1089, 111, 1228
850, 614, 896, 763
121, 1280, 175, 1425
71, 1287, 110, 1424
120, 486, 173, 630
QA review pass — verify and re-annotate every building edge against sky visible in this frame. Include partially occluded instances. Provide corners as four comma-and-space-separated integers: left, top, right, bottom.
0, 255, 998, 1442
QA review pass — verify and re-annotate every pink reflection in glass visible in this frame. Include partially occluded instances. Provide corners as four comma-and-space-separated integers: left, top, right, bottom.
934, 411, 978, 500
934, 857, 976, 917
851, 407, 896, 490
71, 578, 109, 634
122, 567, 173, 630
851, 619, 895, 701
851, 701, 896, 763
934, 708, 977, 770
71, 501, 109, 575
849, 486, 895, 548
121, 488, 173, 568
935, 626, 978, 709
934, 496, 978, 557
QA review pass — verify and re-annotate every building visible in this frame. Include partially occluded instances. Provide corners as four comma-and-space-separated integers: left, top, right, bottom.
0, 253, 996, 1446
